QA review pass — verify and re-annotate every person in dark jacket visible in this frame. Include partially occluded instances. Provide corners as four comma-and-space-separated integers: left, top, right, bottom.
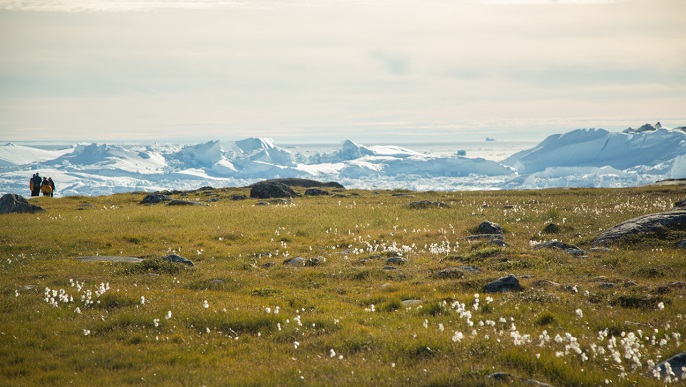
48, 178, 55, 197
41, 177, 52, 197
31, 173, 42, 196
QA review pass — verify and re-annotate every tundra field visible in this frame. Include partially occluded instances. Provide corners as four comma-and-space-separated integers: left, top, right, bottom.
1, 185, 685, 386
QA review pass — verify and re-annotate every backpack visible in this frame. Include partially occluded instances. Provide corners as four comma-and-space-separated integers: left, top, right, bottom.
41, 183, 52, 194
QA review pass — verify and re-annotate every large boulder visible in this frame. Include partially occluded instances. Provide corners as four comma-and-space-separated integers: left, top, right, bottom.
475, 221, 503, 235
139, 192, 171, 204
250, 181, 297, 199
0, 194, 45, 214
592, 209, 686, 246
650, 350, 686, 381
535, 240, 586, 256
483, 274, 522, 293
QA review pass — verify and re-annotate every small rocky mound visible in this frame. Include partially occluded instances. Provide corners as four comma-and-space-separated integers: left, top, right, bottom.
483, 274, 522, 293
304, 188, 329, 196
535, 240, 586, 255
167, 199, 203, 206
249, 178, 344, 189
475, 221, 503, 235
231, 194, 247, 200
163, 254, 194, 266
250, 181, 297, 199
543, 223, 561, 234
140, 193, 171, 204
385, 257, 408, 265
0, 194, 45, 214
592, 209, 686, 246
406, 200, 449, 209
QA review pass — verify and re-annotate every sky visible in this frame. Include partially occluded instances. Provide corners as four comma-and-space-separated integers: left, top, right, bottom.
0, 0, 685, 144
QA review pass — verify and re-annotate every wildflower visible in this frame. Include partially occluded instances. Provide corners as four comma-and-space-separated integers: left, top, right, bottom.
294, 341, 300, 349
165, 311, 172, 320
203, 300, 209, 309
140, 296, 145, 305
452, 331, 464, 342
575, 309, 583, 318
657, 302, 665, 310
438, 323, 444, 332
83, 329, 91, 336
154, 318, 160, 327
329, 349, 336, 358
75, 307, 81, 314
266, 307, 271, 314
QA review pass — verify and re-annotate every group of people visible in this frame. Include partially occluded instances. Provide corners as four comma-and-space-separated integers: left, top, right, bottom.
29, 173, 55, 197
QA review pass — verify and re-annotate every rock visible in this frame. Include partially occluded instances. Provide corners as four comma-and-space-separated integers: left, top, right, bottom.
406, 200, 450, 209
261, 262, 276, 269
231, 194, 247, 200
385, 257, 408, 265
650, 350, 686, 380
167, 199, 202, 206
401, 299, 422, 306
520, 379, 554, 387
163, 254, 194, 266
139, 192, 171, 204
0, 194, 45, 214
283, 257, 307, 266
382, 266, 400, 271
391, 193, 414, 197
483, 274, 523, 293
592, 209, 686, 246
534, 240, 586, 255
487, 372, 514, 382
543, 223, 561, 234
304, 188, 329, 196
476, 221, 503, 235
674, 198, 686, 208
677, 240, 686, 249
250, 181, 297, 199
249, 178, 344, 189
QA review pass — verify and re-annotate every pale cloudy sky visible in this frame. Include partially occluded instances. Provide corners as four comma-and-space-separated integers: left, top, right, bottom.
0, 0, 684, 143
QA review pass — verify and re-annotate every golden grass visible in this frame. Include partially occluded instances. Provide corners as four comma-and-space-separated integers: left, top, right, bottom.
1, 185, 685, 385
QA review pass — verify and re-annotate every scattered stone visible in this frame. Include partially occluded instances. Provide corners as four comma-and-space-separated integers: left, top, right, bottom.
206, 197, 219, 202
382, 266, 400, 271
520, 378, 554, 387
673, 198, 686, 208
332, 193, 348, 198
76, 256, 143, 263
406, 200, 450, 209
592, 209, 686, 246
255, 201, 270, 206
534, 240, 586, 255
385, 257, 408, 265
0, 194, 45, 214
163, 254, 195, 266
231, 194, 247, 200
391, 193, 414, 197
650, 350, 686, 380
483, 274, 523, 293
283, 257, 307, 266
250, 181, 297, 199
304, 188, 329, 196
457, 265, 481, 273
305, 256, 325, 266
167, 199, 202, 206
476, 221, 503, 235
590, 246, 611, 252
261, 262, 276, 269
268, 198, 293, 205
677, 240, 686, 249
139, 192, 171, 205
503, 205, 515, 209
543, 223, 561, 234
400, 299, 423, 306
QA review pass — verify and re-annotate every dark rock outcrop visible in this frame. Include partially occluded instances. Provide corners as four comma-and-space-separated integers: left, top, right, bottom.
163, 254, 194, 266
140, 193, 171, 204
650, 350, 686, 380
592, 209, 686, 246
543, 223, 561, 234
249, 178, 344, 189
250, 181, 297, 199
385, 257, 408, 265
476, 221, 503, 235
231, 194, 247, 200
304, 188, 329, 196
0, 194, 45, 214
483, 274, 522, 293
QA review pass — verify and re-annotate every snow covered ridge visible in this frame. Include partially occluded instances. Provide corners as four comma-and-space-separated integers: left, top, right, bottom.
1, 125, 685, 196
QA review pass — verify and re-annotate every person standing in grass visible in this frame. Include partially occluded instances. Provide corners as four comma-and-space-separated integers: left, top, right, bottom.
29, 174, 36, 196
41, 177, 53, 197
31, 173, 42, 196
48, 177, 55, 197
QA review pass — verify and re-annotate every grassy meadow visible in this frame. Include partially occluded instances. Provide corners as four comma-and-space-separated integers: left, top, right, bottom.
1, 185, 685, 385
